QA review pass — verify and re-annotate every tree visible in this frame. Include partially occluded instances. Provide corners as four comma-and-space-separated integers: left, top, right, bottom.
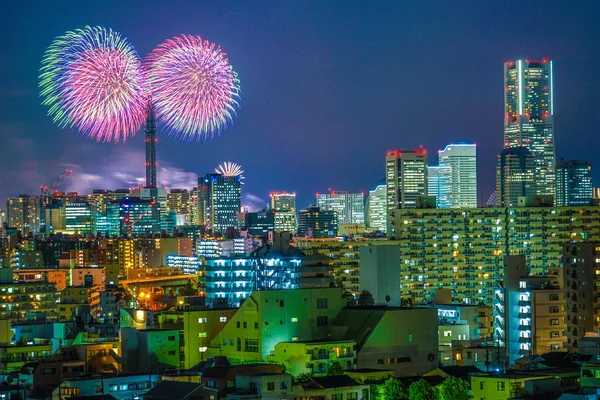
293, 372, 313, 384
326, 361, 345, 376
409, 379, 437, 400
378, 377, 408, 400
438, 377, 469, 400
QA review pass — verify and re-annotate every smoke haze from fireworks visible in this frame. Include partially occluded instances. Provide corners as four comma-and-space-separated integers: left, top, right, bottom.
39, 26, 148, 143
145, 35, 241, 141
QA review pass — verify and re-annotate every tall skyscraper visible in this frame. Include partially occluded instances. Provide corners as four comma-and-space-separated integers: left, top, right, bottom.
366, 180, 387, 232
270, 192, 297, 233
6, 195, 40, 235
64, 202, 93, 234
386, 150, 428, 210
555, 160, 592, 207
427, 166, 451, 209
198, 173, 242, 234
438, 143, 477, 208
504, 59, 555, 196
316, 191, 365, 225
297, 206, 338, 238
106, 198, 161, 237
145, 105, 158, 189
496, 147, 536, 207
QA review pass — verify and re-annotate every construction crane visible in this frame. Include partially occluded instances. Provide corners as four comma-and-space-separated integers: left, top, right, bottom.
40, 169, 73, 196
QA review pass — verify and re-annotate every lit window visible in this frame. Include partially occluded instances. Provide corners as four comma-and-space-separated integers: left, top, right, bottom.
291, 317, 298, 322
198, 318, 207, 323
219, 317, 228, 322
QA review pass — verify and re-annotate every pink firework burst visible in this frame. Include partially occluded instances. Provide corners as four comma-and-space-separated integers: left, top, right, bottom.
145, 35, 241, 140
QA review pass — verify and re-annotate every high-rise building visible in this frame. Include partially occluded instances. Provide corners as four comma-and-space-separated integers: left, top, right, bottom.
496, 147, 536, 207
494, 256, 566, 365
562, 243, 600, 351
64, 202, 92, 234
555, 160, 592, 207
427, 166, 451, 209
297, 206, 338, 238
366, 180, 387, 232
243, 209, 275, 236
438, 144, 477, 208
198, 173, 242, 234
167, 189, 194, 225
316, 191, 364, 225
386, 150, 428, 211
270, 192, 297, 233
106, 199, 161, 237
504, 59, 555, 196
6, 195, 40, 235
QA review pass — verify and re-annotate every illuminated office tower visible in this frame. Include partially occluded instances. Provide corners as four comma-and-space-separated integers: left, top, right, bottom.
167, 189, 193, 225
270, 192, 297, 233
106, 198, 161, 237
366, 180, 387, 231
316, 191, 365, 225
297, 206, 338, 238
64, 202, 92, 234
496, 147, 536, 207
6, 195, 40, 235
504, 59, 555, 196
555, 160, 592, 207
198, 173, 242, 234
438, 143, 477, 208
427, 166, 451, 209
386, 150, 428, 210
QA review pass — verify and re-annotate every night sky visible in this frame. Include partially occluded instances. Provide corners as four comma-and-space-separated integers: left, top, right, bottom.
2, 1, 600, 210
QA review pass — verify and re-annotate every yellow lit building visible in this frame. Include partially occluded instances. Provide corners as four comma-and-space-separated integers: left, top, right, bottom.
157, 299, 237, 370
266, 340, 356, 376
0, 342, 52, 374
471, 374, 557, 400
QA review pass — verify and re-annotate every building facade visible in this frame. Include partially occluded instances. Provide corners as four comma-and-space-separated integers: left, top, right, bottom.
270, 192, 297, 233
555, 160, 592, 207
386, 150, 428, 211
316, 192, 365, 225
297, 206, 338, 238
366, 181, 387, 232
198, 173, 242, 234
496, 147, 537, 207
438, 143, 477, 208
504, 59, 555, 197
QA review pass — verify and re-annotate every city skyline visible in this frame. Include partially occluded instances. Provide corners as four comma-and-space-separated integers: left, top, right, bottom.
2, 1, 600, 210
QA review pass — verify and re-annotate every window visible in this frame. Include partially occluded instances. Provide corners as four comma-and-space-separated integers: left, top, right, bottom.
219, 316, 228, 322
198, 318, 207, 323
396, 357, 411, 363
254, 322, 258, 329
168, 336, 175, 341
243, 322, 247, 328
245, 338, 259, 352
408, 334, 413, 343
552, 344, 561, 350
388, 357, 395, 364
550, 306, 559, 313
291, 317, 298, 322
551, 331, 560, 338
551, 319, 560, 326
280, 381, 288, 389
497, 381, 505, 391
550, 294, 559, 301
236, 321, 240, 328
41, 368, 56, 375
280, 300, 284, 307
230, 339, 234, 346
168, 350, 176, 355
199, 332, 207, 338
317, 298, 328, 309
109, 384, 118, 392
317, 316, 328, 326
223, 339, 227, 345
267, 382, 275, 391
347, 392, 358, 400
199, 347, 207, 352
237, 338, 241, 351
332, 395, 343, 400
377, 359, 384, 365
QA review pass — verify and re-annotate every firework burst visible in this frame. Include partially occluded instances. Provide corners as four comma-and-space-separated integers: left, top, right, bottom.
39, 26, 148, 142
145, 35, 240, 140
216, 161, 245, 183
